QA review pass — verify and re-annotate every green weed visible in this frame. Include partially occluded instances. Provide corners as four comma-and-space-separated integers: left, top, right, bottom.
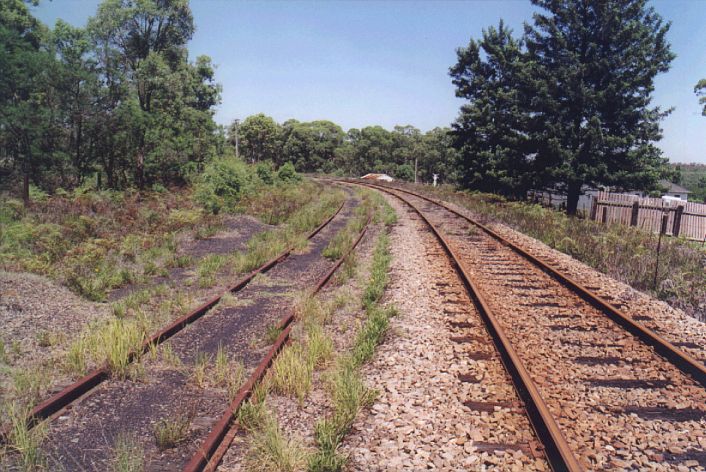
111, 433, 144, 472
269, 344, 313, 404
153, 410, 193, 450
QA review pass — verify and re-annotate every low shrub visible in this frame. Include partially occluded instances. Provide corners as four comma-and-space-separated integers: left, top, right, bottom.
194, 157, 254, 214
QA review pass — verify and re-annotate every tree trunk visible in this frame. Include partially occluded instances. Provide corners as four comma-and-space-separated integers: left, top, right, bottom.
22, 171, 30, 207
136, 147, 145, 189
566, 181, 581, 216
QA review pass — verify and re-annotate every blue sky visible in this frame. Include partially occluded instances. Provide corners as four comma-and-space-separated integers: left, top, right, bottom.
34, 0, 706, 163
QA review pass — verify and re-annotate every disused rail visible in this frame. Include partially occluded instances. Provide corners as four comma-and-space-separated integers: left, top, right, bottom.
3, 198, 346, 441
184, 215, 372, 472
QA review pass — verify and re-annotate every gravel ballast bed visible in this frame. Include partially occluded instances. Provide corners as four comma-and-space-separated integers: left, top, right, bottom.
341, 194, 547, 471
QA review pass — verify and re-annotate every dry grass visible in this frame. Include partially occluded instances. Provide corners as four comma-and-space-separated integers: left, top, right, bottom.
111, 433, 144, 472
153, 409, 193, 450
269, 344, 313, 404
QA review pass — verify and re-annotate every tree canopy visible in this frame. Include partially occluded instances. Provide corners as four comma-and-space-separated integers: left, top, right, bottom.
0, 0, 221, 203
451, 0, 675, 214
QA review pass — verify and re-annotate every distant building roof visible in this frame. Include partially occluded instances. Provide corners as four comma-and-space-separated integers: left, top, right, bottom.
361, 173, 394, 182
659, 180, 691, 194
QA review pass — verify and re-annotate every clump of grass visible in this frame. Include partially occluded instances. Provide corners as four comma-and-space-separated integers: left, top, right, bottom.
65, 316, 146, 379
309, 362, 375, 472
159, 343, 182, 367
309, 231, 395, 470
35, 330, 61, 348
369, 191, 397, 227
217, 292, 238, 309
362, 234, 391, 309
238, 383, 269, 432
305, 323, 333, 368
111, 432, 144, 472
269, 344, 313, 404
195, 224, 220, 240
153, 409, 193, 450
213, 343, 245, 398
191, 352, 210, 388
350, 306, 397, 367
12, 367, 49, 407
295, 293, 329, 325
0, 339, 7, 364
333, 253, 357, 285
264, 323, 283, 345
4, 402, 47, 471
245, 415, 306, 472
197, 254, 227, 288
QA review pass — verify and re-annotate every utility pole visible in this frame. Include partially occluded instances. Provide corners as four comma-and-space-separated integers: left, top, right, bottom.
234, 118, 240, 159
414, 156, 418, 184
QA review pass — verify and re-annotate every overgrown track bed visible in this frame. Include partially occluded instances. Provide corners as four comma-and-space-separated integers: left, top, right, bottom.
356, 181, 706, 471
28, 191, 358, 471
186, 208, 372, 472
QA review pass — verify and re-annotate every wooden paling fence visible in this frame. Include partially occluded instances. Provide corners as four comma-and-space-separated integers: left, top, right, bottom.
590, 191, 706, 241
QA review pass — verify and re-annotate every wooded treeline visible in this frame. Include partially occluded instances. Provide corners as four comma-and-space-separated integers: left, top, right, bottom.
450, 0, 678, 214
1, 0, 222, 203
227, 115, 459, 184
4, 0, 705, 215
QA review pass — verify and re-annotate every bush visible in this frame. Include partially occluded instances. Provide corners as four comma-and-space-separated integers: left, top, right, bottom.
194, 158, 254, 214
277, 162, 300, 182
256, 161, 275, 185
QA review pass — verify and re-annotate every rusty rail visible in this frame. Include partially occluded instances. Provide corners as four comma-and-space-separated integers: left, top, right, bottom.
360, 181, 706, 390
4, 199, 346, 440
184, 216, 372, 472
346, 180, 581, 471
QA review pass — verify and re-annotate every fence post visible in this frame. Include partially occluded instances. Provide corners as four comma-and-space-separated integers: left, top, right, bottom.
601, 206, 607, 224
630, 201, 639, 226
653, 212, 669, 289
673, 205, 684, 237
590, 198, 598, 220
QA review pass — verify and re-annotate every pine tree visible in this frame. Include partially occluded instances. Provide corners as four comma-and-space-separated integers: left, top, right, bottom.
450, 21, 535, 199
526, 0, 674, 214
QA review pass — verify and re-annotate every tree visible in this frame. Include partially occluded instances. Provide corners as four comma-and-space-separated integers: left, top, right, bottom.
52, 20, 101, 187
280, 120, 344, 172
0, 0, 54, 204
696, 78, 706, 116
89, 0, 199, 188
526, 0, 674, 214
231, 114, 280, 163
419, 128, 460, 185
450, 21, 534, 198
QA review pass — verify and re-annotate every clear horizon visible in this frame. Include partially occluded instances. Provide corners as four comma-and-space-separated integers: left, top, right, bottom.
34, 0, 706, 164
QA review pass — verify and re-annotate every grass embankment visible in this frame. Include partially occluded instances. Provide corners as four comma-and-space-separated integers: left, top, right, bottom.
0, 159, 307, 302
412, 185, 706, 322
236, 191, 397, 472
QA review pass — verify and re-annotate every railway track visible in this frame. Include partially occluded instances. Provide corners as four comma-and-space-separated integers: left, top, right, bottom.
10, 196, 346, 440
352, 180, 706, 471
185, 214, 372, 472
